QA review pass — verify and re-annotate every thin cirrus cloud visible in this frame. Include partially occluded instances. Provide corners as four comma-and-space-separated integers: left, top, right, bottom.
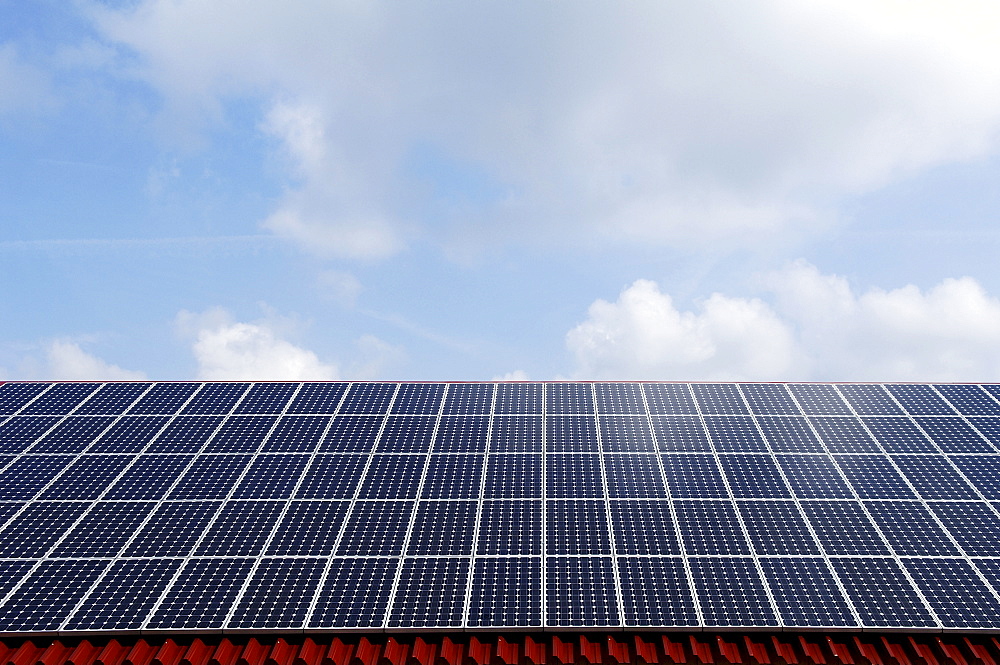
567, 261, 1000, 382
89, 0, 1000, 256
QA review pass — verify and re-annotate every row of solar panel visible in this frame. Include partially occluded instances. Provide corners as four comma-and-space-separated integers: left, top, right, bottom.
3, 554, 1000, 631
4, 412, 1000, 456
4, 381, 1000, 417
3, 496, 1000, 558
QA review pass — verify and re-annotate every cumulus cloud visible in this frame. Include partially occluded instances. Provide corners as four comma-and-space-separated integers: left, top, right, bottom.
91, 1, 1000, 253
568, 261, 1000, 381
45, 341, 146, 380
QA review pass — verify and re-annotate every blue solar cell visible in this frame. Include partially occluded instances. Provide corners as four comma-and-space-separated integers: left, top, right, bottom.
886, 384, 955, 415
893, 455, 978, 499
599, 415, 655, 452
0, 501, 90, 557
930, 502, 1000, 556
388, 557, 470, 628
0, 416, 60, 453
0, 560, 38, 607
124, 501, 219, 557
810, 417, 881, 453
51, 502, 155, 558
181, 382, 249, 415
692, 383, 748, 415
21, 383, 100, 415
147, 415, 223, 452
776, 454, 853, 499
358, 455, 425, 499
320, 415, 382, 453
484, 454, 541, 498
0, 455, 74, 500
610, 500, 679, 555
376, 415, 437, 453
407, 500, 476, 555
126, 383, 200, 415
546, 383, 594, 414
595, 383, 646, 414
203, 415, 277, 452
660, 454, 727, 498
838, 384, 905, 415
87, 415, 170, 453
546, 454, 603, 498
147, 557, 254, 629
40, 454, 135, 500
801, 501, 889, 555
973, 559, 1000, 600
495, 382, 541, 414
234, 383, 297, 414
339, 382, 397, 414
651, 415, 710, 452
74, 383, 150, 415
295, 454, 367, 499
309, 558, 397, 628
0, 382, 50, 415
674, 500, 749, 555
547, 500, 612, 555
719, 455, 791, 498
703, 416, 767, 452
688, 557, 777, 627
546, 415, 599, 452
618, 557, 697, 627
644, 383, 697, 414
229, 557, 326, 629
0, 502, 20, 526
168, 454, 251, 499
478, 500, 542, 555
756, 416, 824, 453
831, 558, 936, 628
761, 558, 857, 627
789, 384, 852, 415
442, 383, 494, 415
737, 501, 820, 555
546, 557, 618, 627
262, 415, 331, 452
65, 558, 183, 631
421, 454, 483, 498
392, 383, 444, 414
934, 384, 1000, 416
864, 501, 961, 556
31, 416, 115, 453
0, 559, 108, 631
233, 454, 310, 499
434, 416, 489, 452
863, 417, 936, 453
336, 500, 414, 555
195, 500, 285, 556
468, 558, 542, 627
970, 417, 1000, 447
952, 455, 1000, 499
915, 417, 995, 453
605, 454, 666, 498
491, 415, 541, 452
835, 455, 916, 499
741, 383, 799, 415
287, 382, 347, 414
266, 501, 350, 555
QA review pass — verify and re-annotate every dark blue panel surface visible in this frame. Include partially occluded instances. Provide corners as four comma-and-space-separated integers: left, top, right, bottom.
228, 557, 326, 629
0, 382, 51, 415
168, 454, 251, 499
546, 383, 594, 414
0, 501, 90, 557
916, 417, 995, 453
835, 455, 916, 499
595, 383, 646, 414
407, 500, 476, 555
801, 501, 890, 555
0, 455, 74, 500
651, 416, 710, 452
903, 558, 1000, 628
893, 455, 979, 499
661, 454, 727, 498
434, 416, 489, 452
546, 557, 618, 627
263, 415, 330, 452
391, 383, 444, 415
339, 382, 396, 414
234, 454, 309, 499
468, 558, 542, 627
0, 416, 60, 454
124, 501, 219, 557
75, 383, 150, 415
864, 417, 936, 453
547, 454, 603, 498
484, 453, 541, 498
931, 502, 1000, 556
691, 384, 747, 415
789, 384, 852, 415
495, 383, 541, 414
126, 383, 199, 415
321, 416, 382, 453
287, 383, 347, 414
147, 558, 254, 629
194, 500, 284, 556
547, 500, 612, 555
32, 416, 115, 453
388, 558, 469, 628
688, 557, 777, 627
737, 501, 820, 555
703, 416, 766, 452
741, 384, 799, 415
970, 417, 1000, 447
831, 558, 936, 628
422, 454, 483, 499
181, 382, 248, 415
21, 383, 100, 415
295, 454, 366, 499
443, 383, 493, 415
66, 558, 183, 631
40, 454, 134, 500
605, 454, 666, 498
675, 500, 749, 555
51, 501, 155, 558
203, 415, 277, 453
886, 384, 955, 415
266, 501, 350, 556
644, 384, 696, 415
720, 455, 790, 498
234, 383, 297, 414
934, 384, 1000, 416
618, 557, 697, 627
309, 558, 397, 629
756, 416, 823, 453
809, 417, 880, 453
87, 415, 169, 453
610, 500, 679, 555
358, 455, 425, 499
0, 559, 108, 631
761, 558, 857, 627
491, 415, 542, 452
478, 500, 541, 555
865, 501, 961, 556
376, 415, 437, 453
147, 416, 222, 452
547, 415, 599, 452
839, 384, 904, 415
777, 454, 853, 499
336, 500, 413, 555
600, 415, 656, 452
953, 455, 1000, 499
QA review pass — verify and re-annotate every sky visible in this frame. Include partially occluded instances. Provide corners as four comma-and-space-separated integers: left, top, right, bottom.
3, 0, 1000, 382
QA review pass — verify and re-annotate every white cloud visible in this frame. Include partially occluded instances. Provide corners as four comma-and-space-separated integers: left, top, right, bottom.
568, 262, 1000, 381
0, 43, 54, 117
44, 340, 146, 380
493, 369, 529, 381
92, 1, 1000, 252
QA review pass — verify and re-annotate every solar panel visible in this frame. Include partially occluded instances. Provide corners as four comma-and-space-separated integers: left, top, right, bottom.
6, 379, 1000, 634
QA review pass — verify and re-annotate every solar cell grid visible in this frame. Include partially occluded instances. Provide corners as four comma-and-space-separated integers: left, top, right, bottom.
124, 501, 219, 557
0, 559, 108, 631
266, 500, 349, 556
234, 383, 297, 414
339, 382, 396, 414
442, 383, 493, 415
892, 455, 979, 499
971, 417, 1000, 447
228, 557, 326, 629
864, 501, 961, 557
863, 417, 937, 453
691, 383, 748, 414
886, 384, 955, 415
776, 454, 853, 499
703, 416, 767, 452
660, 453, 728, 498
358, 455, 424, 499
760, 558, 856, 627
31, 416, 115, 453
180, 382, 248, 415
0, 501, 90, 557
595, 382, 645, 414
618, 557, 697, 627
168, 455, 251, 499
286, 383, 347, 414
609, 500, 679, 555
147, 558, 254, 629
321, 415, 382, 453
789, 384, 852, 415
838, 384, 904, 415
40, 454, 135, 500
51, 501, 155, 558
688, 557, 777, 627
147, 416, 222, 452
0, 455, 74, 500
546, 500, 612, 555
203, 415, 277, 453
809, 417, 881, 453
0, 382, 50, 415
21, 383, 100, 415
392, 383, 444, 414
737, 500, 820, 555
478, 500, 541, 555
915, 417, 995, 453
194, 500, 285, 557
490, 415, 541, 452
599, 415, 655, 452
484, 454, 541, 498
831, 558, 936, 628
233, 454, 310, 499
0, 416, 60, 454
434, 416, 489, 452
87, 415, 169, 453
388, 557, 469, 628
376, 415, 437, 453
74, 383, 150, 415
546, 557, 618, 627
719, 454, 791, 498
546, 383, 594, 414
930, 502, 1000, 556
546, 415, 599, 452
741, 383, 800, 415
643, 383, 696, 414
65, 558, 184, 631
674, 500, 750, 555
406, 500, 476, 555
309, 558, 396, 628
546, 454, 603, 498
650, 415, 710, 452
494, 382, 541, 414
952, 455, 1000, 498
468, 558, 541, 627
295, 454, 366, 499
262, 415, 330, 452
336, 500, 413, 555
935, 384, 1000, 415
801, 501, 889, 555
421, 454, 483, 498
834, 455, 915, 499
604, 454, 666, 498
126, 383, 199, 415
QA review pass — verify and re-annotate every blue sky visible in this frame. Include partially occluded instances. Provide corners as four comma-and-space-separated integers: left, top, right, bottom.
3, 0, 1000, 381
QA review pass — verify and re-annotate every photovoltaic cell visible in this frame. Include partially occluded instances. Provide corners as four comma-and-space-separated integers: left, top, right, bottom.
147, 416, 222, 452
295, 454, 366, 499
336, 501, 413, 555
546, 454, 603, 498
604, 454, 666, 498
789, 384, 852, 415
181, 382, 248, 415
930, 502, 1000, 556
618, 557, 697, 627
389, 558, 469, 628
719, 454, 791, 498
737, 501, 820, 555
484, 454, 541, 498
234, 383, 296, 414
478, 500, 541, 555
915, 417, 995, 453
233, 454, 310, 499
168, 455, 251, 499
75, 383, 149, 415
228, 557, 326, 629
51, 502, 155, 558
87, 416, 169, 453
831, 558, 936, 628
777, 454, 853, 499
839, 384, 904, 415
491, 415, 541, 452
194, 500, 284, 556
760, 558, 856, 627
21, 383, 99, 415
754, 416, 823, 453
800, 501, 889, 555
0, 559, 108, 631
442, 383, 493, 415
495, 383, 541, 414
0, 382, 50, 415
203, 415, 277, 452
546, 557, 618, 627
865, 501, 961, 556
905, 559, 1000, 627
547, 500, 612, 555
40, 454, 135, 500
864, 417, 936, 453
810, 417, 881, 453
703, 416, 766, 452
309, 558, 397, 628
66, 558, 183, 631
661, 454, 728, 498
358, 455, 425, 499
546, 383, 594, 414
741, 383, 799, 415
434, 416, 489, 452
0, 501, 90, 557
124, 501, 219, 557
147, 558, 254, 629
339, 383, 396, 414
610, 500, 679, 555
688, 557, 777, 627
692, 383, 747, 415
952, 455, 1000, 499
392, 383, 444, 414
468, 558, 542, 627
0, 455, 75, 500
0, 416, 60, 454
286, 383, 347, 414
971, 417, 1000, 447
886, 384, 955, 415
547, 415, 599, 452
893, 455, 979, 500
600, 415, 656, 452
595, 382, 645, 414
421, 454, 483, 498
644, 383, 696, 414
376, 416, 436, 453
262, 415, 330, 452
651, 416, 710, 452
674, 500, 750, 555
31, 416, 115, 453
933, 384, 1000, 416
266, 501, 350, 556
406, 500, 477, 556
321, 416, 382, 453
126, 383, 199, 415
835, 455, 915, 499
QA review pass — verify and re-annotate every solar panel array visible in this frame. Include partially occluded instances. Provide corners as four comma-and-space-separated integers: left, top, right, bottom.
3, 381, 1000, 634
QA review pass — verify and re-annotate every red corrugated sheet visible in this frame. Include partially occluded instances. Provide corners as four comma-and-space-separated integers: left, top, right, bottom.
1, 633, 998, 665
